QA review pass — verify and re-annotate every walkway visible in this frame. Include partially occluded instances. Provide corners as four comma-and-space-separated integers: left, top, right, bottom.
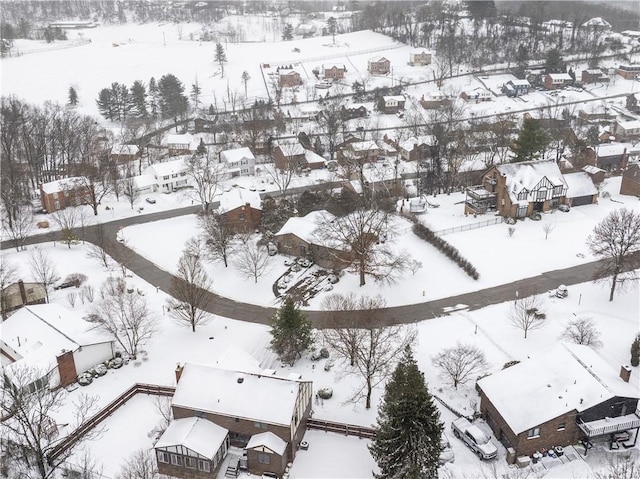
3, 208, 637, 329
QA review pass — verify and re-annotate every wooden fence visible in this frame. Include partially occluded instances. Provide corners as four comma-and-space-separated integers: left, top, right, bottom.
47, 383, 175, 465
307, 418, 376, 439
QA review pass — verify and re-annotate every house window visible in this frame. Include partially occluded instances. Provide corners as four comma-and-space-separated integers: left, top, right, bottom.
518, 191, 528, 201
185, 457, 197, 469
234, 417, 239, 423
163, 175, 169, 180
170, 454, 182, 465
254, 422, 267, 429
536, 189, 547, 201
557, 423, 566, 431
157, 451, 169, 463
527, 427, 541, 439
553, 185, 563, 196
240, 213, 245, 220
198, 460, 211, 472
258, 453, 271, 464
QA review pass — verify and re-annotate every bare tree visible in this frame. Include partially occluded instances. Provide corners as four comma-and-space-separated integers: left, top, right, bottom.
0, 254, 19, 318
591, 453, 640, 479
267, 142, 300, 197
315, 210, 408, 286
509, 295, 547, 339
317, 99, 345, 162
62, 447, 104, 479
560, 316, 603, 349
28, 246, 60, 302
185, 151, 227, 212
115, 449, 158, 479
408, 259, 423, 275
86, 224, 111, 269
542, 221, 556, 240
432, 343, 489, 389
586, 208, 640, 301
51, 207, 81, 248
322, 292, 371, 367
168, 240, 212, 332
119, 167, 140, 210
72, 166, 113, 217
199, 211, 235, 267
87, 276, 156, 358
2, 205, 33, 252
234, 241, 272, 283
0, 365, 100, 479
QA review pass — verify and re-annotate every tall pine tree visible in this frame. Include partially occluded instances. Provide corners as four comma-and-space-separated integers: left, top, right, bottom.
68, 86, 78, 106
214, 43, 227, 78
96, 88, 114, 120
157, 73, 188, 123
269, 297, 313, 366
511, 118, 549, 162
369, 346, 443, 479
129, 80, 148, 118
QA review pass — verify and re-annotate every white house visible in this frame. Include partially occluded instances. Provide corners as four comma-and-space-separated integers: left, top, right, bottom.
220, 147, 256, 178
1, 304, 115, 391
148, 158, 190, 192
409, 49, 432, 66
461, 88, 492, 103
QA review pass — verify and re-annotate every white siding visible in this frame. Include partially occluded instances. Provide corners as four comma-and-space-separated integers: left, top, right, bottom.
73, 342, 114, 374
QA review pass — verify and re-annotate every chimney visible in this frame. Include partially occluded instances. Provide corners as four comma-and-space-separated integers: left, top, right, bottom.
620, 365, 632, 383
175, 363, 184, 384
18, 280, 27, 305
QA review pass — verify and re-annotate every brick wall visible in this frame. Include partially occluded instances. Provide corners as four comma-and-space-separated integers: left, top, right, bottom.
246, 448, 288, 477
222, 205, 262, 233
56, 350, 78, 388
157, 458, 216, 479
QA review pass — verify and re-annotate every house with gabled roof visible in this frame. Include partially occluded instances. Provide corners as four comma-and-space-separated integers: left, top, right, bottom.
220, 147, 256, 178
218, 187, 262, 232
544, 73, 573, 90
460, 88, 492, 103
409, 49, 432, 66
278, 68, 302, 88
148, 158, 190, 192
368, 56, 390, 75
170, 363, 313, 478
399, 135, 435, 162
381, 95, 405, 114
39, 177, 90, 213
273, 140, 325, 171
322, 64, 347, 81
478, 343, 640, 458
166, 133, 197, 157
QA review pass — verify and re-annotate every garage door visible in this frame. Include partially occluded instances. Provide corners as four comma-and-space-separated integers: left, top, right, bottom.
571, 195, 594, 207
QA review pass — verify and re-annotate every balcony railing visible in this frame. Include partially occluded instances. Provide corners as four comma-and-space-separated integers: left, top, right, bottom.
578, 413, 640, 438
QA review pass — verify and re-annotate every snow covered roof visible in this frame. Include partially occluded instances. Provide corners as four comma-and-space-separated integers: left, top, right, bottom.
350, 140, 379, 152
509, 79, 531, 86
595, 143, 630, 158
547, 73, 572, 81
172, 363, 310, 427
410, 49, 431, 55
166, 133, 195, 146
582, 165, 605, 175
478, 343, 639, 435
276, 140, 305, 156
133, 174, 156, 189
304, 149, 326, 165
2, 304, 113, 376
111, 144, 140, 155
155, 417, 228, 459
617, 119, 640, 130
40, 177, 86, 194
275, 210, 334, 243
563, 172, 598, 198
220, 147, 255, 164
383, 95, 405, 102
582, 17, 611, 28
369, 56, 389, 63
218, 187, 262, 214
322, 64, 345, 70
149, 158, 187, 177
213, 344, 262, 374
400, 135, 435, 152
246, 431, 287, 455
496, 160, 566, 200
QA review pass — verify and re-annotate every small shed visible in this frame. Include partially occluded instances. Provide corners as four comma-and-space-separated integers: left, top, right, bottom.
245, 431, 288, 478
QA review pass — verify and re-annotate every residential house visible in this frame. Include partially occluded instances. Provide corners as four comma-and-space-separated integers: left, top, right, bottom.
399, 136, 435, 163
149, 158, 189, 192
581, 165, 606, 185
194, 117, 217, 134
562, 171, 599, 206
278, 69, 302, 88
167, 133, 197, 157
273, 140, 325, 171
614, 119, 640, 140
464, 161, 569, 217
460, 88, 492, 103
340, 104, 369, 121
581, 17, 611, 31
339, 140, 380, 167
593, 143, 630, 171
170, 363, 313, 478
620, 164, 640, 196
1, 281, 46, 317
581, 69, 608, 84
616, 64, 640, 80
544, 73, 573, 90
381, 95, 405, 114
110, 144, 140, 164
419, 92, 453, 110
409, 49, 432, 66
130, 174, 157, 195
218, 187, 262, 232
1, 304, 115, 391
322, 64, 347, 81
155, 417, 230, 478
220, 147, 256, 178
39, 177, 90, 213
274, 210, 352, 270
368, 56, 390, 75
502, 79, 531, 97
478, 343, 640, 459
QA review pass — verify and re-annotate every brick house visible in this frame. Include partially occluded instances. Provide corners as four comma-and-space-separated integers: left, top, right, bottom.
464, 161, 569, 217
543, 73, 573, 90
419, 92, 452, 110
616, 64, 640, 80
340, 105, 369, 121
620, 163, 640, 196
581, 69, 608, 84
409, 49, 432, 66
220, 147, 256, 178
322, 64, 347, 81
39, 177, 90, 213
278, 69, 302, 88
399, 136, 435, 162
273, 140, 325, 171
169, 363, 313, 479
1, 304, 115, 391
367, 56, 390, 75
593, 143, 630, 171
218, 187, 262, 233
478, 343, 640, 459
274, 210, 353, 270
1, 281, 46, 317
460, 88, 492, 103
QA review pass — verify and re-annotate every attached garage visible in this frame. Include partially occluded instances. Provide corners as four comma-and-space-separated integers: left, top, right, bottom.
563, 172, 598, 207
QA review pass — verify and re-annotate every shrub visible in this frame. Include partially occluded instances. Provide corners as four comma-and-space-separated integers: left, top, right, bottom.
502, 360, 520, 369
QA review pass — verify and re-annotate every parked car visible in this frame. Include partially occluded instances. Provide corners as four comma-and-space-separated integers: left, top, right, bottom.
54, 277, 81, 290
558, 204, 570, 212
439, 432, 455, 465
145, 197, 156, 204
451, 417, 497, 460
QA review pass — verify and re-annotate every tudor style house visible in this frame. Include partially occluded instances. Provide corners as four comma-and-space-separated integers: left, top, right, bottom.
464, 161, 571, 217
164, 363, 313, 478
367, 56, 390, 75
39, 177, 90, 213
478, 343, 640, 459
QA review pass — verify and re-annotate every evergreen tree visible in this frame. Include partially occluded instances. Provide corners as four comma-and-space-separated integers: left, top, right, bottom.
129, 80, 148, 118
544, 48, 565, 74
195, 138, 207, 157
157, 73, 188, 123
214, 43, 227, 78
326, 17, 337, 44
282, 23, 294, 40
96, 88, 114, 121
191, 79, 202, 112
148, 76, 159, 118
241, 71, 251, 97
68, 86, 78, 106
514, 45, 529, 79
511, 118, 549, 162
109, 82, 130, 122
269, 297, 313, 366
369, 346, 443, 479
631, 335, 640, 367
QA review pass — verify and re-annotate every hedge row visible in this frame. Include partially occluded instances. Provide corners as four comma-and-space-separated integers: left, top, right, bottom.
412, 222, 480, 280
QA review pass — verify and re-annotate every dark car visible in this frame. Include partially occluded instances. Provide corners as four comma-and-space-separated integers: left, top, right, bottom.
145, 197, 156, 204
54, 278, 80, 290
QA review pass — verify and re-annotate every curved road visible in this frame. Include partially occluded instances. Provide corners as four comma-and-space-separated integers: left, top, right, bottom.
4, 207, 637, 329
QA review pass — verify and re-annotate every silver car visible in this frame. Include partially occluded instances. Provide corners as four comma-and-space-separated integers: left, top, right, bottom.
439, 432, 455, 465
